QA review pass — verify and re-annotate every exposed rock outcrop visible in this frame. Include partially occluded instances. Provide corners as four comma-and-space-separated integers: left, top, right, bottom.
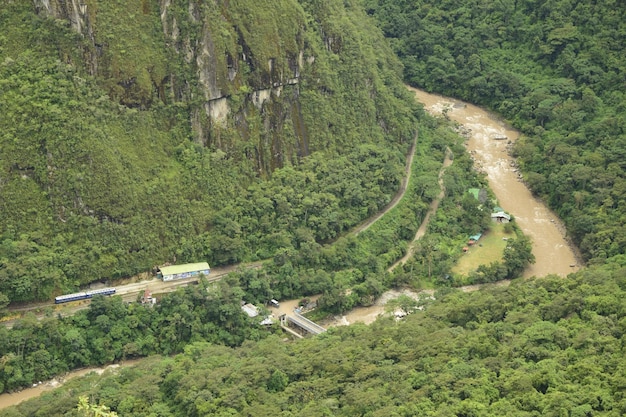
156, 0, 309, 167
30, 1, 379, 173
34, 0, 99, 75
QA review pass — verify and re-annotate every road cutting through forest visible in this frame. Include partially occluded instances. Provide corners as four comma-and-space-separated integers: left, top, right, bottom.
0, 89, 586, 410
408, 86, 581, 278
354, 131, 418, 235
388, 147, 453, 272
5, 88, 581, 328
322, 87, 584, 328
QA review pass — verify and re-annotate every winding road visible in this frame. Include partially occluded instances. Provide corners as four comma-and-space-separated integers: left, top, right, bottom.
5, 87, 582, 327
325, 86, 586, 328
1, 79, 589, 414
3, 131, 421, 324
388, 147, 453, 272
354, 131, 418, 235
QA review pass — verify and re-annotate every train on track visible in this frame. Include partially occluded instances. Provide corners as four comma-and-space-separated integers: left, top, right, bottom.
54, 287, 117, 304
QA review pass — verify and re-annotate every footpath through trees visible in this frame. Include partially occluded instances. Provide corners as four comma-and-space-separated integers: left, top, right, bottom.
388, 147, 453, 272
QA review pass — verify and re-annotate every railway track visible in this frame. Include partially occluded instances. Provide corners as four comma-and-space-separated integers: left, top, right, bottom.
2, 262, 264, 328
3, 127, 421, 327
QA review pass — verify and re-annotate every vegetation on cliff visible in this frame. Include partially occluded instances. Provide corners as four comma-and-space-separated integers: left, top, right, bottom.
0, 0, 420, 302
0, 0, 499, 394
0, 114, 499, 395
1, 1, 623, 415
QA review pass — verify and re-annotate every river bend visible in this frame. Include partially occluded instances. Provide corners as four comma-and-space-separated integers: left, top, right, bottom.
409, 87, 580, 278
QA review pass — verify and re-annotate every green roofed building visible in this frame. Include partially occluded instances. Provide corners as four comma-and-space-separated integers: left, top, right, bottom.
469, 233, 483, 242
158, 262, 210, 281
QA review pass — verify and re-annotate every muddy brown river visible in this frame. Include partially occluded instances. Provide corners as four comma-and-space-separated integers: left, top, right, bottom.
324, 88, 585, 327
408, 87, 580, 278
0, 88, 584, 410
0, 359, 143, 410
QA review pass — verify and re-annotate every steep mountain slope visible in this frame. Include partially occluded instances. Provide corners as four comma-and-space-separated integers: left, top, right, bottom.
0, 0, 420, 301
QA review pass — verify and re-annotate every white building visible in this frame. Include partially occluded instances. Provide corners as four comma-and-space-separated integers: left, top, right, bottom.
158, 262, 210, 281
491, 211, 511, 223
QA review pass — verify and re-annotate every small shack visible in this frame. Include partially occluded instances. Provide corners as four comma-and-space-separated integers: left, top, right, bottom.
491, 211, 511, 223
242, 303, 275, 326
141, 289, 155, 305
241, 303, 259, 318
158, 262, 210, 281
468, 233, 482, 245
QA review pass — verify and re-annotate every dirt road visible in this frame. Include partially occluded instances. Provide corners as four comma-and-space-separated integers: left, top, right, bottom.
5, 129, 420, 320
388, 147, 453, 271
354, 130, 418, 235
408, 87, 580, 277
2, 262, 263, 328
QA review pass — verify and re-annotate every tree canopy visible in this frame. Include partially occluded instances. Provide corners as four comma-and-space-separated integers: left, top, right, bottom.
0, 0, 421, 302
4, 265, 626, 416
365, 0, 626, 266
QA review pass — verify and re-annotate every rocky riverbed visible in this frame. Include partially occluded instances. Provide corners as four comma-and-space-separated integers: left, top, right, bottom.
408, 87, 581, 278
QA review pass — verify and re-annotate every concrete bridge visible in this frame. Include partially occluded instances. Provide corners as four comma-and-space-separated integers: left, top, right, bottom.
279, 312, 326, 337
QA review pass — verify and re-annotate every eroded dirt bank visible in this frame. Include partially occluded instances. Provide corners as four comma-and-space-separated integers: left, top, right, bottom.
409, 87, 580, 278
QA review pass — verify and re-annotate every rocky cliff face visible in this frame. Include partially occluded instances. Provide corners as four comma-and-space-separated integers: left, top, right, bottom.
1, 0, 416, 299
35, 0, 89, 35
158, 0, 310, 172
34, 0, 99, 75
34, 0, 312, 173
27, 0, 417, 182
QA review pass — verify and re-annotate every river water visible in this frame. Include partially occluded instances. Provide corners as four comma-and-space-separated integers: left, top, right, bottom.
0, 360, 142, 411
322, 88, 584, 327
408, 87, 580, 278
272, 88, 583, 328
1, 89, 583, 410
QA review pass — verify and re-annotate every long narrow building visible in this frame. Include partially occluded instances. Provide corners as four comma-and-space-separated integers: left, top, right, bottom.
158, 262, 210, 281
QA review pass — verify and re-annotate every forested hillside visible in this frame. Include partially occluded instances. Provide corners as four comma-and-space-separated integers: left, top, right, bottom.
4, 265, 626, 416
365, 0, 626, 265
3, 1, 626, 415
0, 0, 421, 302
0, 116, 500, 396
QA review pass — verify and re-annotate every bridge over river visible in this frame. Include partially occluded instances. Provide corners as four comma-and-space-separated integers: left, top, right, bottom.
279, 312, 326, 338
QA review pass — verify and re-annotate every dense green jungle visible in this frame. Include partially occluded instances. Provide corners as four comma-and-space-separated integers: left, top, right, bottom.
365, 0, 626, 265
5, 270, 626, 416
1, 0, 626, 416
0, 0, 421, 303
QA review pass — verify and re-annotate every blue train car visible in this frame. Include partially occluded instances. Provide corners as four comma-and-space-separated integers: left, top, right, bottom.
54, 288, 116, 304
87, 288, 116, 297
